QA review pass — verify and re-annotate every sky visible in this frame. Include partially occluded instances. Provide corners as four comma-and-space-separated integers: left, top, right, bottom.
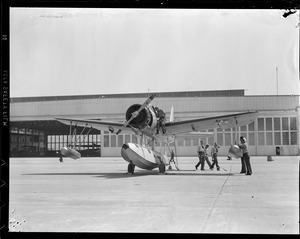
10, 8, 299, 97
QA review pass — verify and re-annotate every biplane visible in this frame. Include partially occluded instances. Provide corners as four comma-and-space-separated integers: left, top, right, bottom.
56, 94, 258, 174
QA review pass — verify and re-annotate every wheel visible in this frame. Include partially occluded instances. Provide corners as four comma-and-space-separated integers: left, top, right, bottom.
159, 163, 166, 174
127, 163, 135, 175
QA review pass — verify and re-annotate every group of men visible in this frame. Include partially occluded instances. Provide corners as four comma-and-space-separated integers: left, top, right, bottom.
195, 136, 252, 175
195, 141, 220, 171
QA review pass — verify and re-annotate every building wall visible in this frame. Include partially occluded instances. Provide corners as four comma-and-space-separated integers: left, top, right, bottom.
10, 94, 300, 157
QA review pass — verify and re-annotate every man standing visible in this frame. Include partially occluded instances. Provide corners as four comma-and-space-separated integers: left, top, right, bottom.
195, 141, 205, 170
238, 136, 252, 175
155, 107, 166, 134
210, 143, 220, 171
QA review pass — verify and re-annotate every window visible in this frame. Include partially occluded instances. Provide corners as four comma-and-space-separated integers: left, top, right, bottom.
192, 139, 198, 146
266, 118, 272, 131
178, 139, 184, 146
104, 135, 109, 147
185, 139, 191, 146
217, 133, 223, 146
125, 135, 131, 143
111, 135, 116, 147
282, 132, 289, 145
258, 118, 264, 131
274, 118, 280, 130
240, 125, 247, 132
248, 122, 254, 131
290, 117, 297, 130
291, 132, 297, 145
225, 133, 231, 146
208, 135, 214, 146
118, 135, 124, 147
132, 135, 138, 144
266, 132, 273, 145
248, 133, 255, 146
258, 132, 265, 145
274, 132, 281, 145
282, 117, 289, 130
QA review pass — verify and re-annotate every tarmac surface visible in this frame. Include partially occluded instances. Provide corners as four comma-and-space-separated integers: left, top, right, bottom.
9, 155, 299, 234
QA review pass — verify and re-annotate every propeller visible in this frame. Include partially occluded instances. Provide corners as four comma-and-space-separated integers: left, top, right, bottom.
116, 93, 156, 135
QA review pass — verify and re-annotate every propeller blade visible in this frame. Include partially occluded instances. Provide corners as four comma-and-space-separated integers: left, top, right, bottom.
116, 93, 156, 135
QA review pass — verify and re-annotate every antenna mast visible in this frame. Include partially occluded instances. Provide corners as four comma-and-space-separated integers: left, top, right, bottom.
276, 67, 279, 95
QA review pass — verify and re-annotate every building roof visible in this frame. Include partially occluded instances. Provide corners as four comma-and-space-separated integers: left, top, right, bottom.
10, 89, 245, 103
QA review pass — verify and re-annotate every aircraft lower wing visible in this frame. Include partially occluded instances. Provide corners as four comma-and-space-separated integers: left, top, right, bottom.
165, 111, 258, 135
55, 118, 134, 134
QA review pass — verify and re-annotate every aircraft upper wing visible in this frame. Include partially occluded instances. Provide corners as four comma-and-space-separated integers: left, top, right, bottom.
55, 118, 134, 134
165, 111, 258, 135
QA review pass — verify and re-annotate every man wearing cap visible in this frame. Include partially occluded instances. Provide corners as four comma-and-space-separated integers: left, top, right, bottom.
210, 142, 220, 171
238, 136, 252, 175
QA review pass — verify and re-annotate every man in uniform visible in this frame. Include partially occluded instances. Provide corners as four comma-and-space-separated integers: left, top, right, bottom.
238, 136, 252, 175
210, 143, 220, 171
195, 141, 205, 170
155, 107, 166, 134
203, 144, 213, 170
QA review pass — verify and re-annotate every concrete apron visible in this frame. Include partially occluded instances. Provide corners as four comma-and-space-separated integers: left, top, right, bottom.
9, 156, 299, 234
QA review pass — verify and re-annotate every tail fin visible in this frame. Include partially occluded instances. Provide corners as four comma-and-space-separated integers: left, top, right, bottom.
169, 105, 174, 122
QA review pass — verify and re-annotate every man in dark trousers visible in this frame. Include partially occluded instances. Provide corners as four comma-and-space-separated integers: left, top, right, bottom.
57, 151, 63, 163
195, 141, 205, 170
155, 107, 166, 134
238, 136, 252, 175
202, 144, 212, 170
210, 143, 220, 171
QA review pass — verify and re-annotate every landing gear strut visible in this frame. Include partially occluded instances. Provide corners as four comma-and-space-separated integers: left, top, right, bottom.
127, 163, 135, 175
159, 163, 166, 174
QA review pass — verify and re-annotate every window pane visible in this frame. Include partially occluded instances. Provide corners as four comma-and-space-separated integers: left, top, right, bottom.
291, 132, 297, 145
248, 133, 255, 146
104, 135, 109, 147
125, 135, 131, 143
274, 132, 281, 145
258, 118, 264, 131
208, 135, 214, 146
225, 133, 231, 146
132, 135, 138, 144
266, 118, 272, 131
258, 132, 265, 145
185, 139, 191, 146
282, 117, 289, 130
282, 132, 289, 145
248, 122, 254, 131
118, 135, 124, 147
290, 117, 297, 130
217, 133, 223, 146
266, 132, 273, 145
240, 125, 246, 132
192, 139, 198, 146
274, 118, 280, 131
178, 139, 184, 146
111, 135, 116, 147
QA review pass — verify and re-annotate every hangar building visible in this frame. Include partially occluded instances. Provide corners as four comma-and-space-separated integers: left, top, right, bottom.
9, 90, 300, 157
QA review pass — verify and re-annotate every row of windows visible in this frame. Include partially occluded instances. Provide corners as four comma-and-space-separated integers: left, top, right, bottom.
102, 116, 298, 147
47, 134, 101, 151
258, 117, 297, 131
45, 116, 298, 150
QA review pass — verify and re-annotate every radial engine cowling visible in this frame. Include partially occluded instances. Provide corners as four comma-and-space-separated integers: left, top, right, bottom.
126, 104, 153, 128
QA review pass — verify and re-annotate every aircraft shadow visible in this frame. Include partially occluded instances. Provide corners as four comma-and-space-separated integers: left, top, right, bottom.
23, 171, 235, 179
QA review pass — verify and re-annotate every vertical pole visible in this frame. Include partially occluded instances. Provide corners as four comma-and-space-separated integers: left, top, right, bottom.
276, 67, 279, 95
